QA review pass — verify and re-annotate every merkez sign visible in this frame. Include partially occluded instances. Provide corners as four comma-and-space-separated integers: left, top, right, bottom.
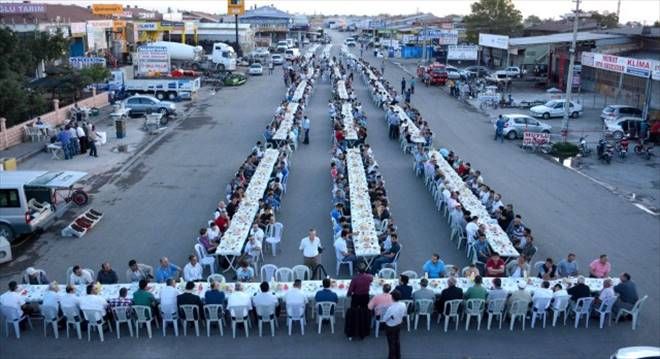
0, 3, 46, 13
581, 52, 660, 80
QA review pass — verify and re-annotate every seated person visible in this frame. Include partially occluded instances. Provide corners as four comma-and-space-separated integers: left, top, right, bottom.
485, 254, 505, 277
371, 234, 400, 274
235, 260, 255, 282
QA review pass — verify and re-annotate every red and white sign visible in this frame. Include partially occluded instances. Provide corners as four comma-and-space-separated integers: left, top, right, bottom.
582, 52, 659, 80
522, 132, 550, 147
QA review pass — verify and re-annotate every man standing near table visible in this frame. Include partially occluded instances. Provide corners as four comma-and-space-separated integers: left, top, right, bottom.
383, 290, 406, 359
494, 115, 505, 143
299, 229, 323, 272
302, 115, 311, 144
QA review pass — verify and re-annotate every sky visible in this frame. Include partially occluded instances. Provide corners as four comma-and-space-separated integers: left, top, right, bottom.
36, 0, 660, 24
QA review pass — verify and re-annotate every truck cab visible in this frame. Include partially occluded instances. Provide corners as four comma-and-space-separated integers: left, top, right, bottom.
417, 63, 448, 86
0, 170, 86, 242
211, 43, 237, 72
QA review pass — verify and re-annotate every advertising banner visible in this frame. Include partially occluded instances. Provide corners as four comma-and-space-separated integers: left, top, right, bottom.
417, 29, 458, 45
581, 52, 659, 80
69, 57, 107, 69
0, 3, 46, 13
447, 45, 479, 60
70, 22, 87, 35
137, 22, 159, 31
522, 132, 550, 147
137, 46, 170, 75
91, 4, 123, 15
478, 33, 509, 50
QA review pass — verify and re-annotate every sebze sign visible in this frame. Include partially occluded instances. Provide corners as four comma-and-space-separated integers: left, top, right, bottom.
0, 3, 46, 13
582, 52, 659, 80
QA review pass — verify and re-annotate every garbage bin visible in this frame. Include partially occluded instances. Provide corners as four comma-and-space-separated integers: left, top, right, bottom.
115, 119, 126, 139
0, 236, 12, 264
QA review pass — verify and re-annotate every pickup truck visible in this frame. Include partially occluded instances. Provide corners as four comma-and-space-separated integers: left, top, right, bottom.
496, 66, 527, 78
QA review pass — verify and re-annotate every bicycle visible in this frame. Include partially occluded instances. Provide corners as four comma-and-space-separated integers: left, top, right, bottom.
52, 186, 89, 208
479, 98, 499, 111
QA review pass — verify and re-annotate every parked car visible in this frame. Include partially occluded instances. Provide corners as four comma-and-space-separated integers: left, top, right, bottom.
463, 65, 490, 78
530, 99, 582, 119
284, 48, 301, 60
498, 66, 527, 78
247, 63, 263, 76
122, 95, 176, 117
601, 105, 643, 122
610, 346, 660, 359
271, 54, 284, 65
252, 47, 270, 57
344, 38, 357, 47
496, 114, 552, 140
604, 116, 645, 139
446, 66, 467, 80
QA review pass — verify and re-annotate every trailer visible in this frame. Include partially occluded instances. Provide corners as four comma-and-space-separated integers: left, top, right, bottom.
110, 70, 201, 101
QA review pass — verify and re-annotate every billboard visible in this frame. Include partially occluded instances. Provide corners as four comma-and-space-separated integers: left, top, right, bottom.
70, 22, 87, 36
447, 45, 479, 60
416, 29, 458, 45
137, 22, 159, 31
228, 0, 245, 15
91, 4, 123, 15
137, 46, 170, 75
0, 3, 46, 13
478, 33, 509, 50
581, 52, 660, 80
69, 57, 107, 69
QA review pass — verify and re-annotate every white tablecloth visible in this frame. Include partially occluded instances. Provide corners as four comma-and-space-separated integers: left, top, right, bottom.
429, 151, 519, 257
346, 148, 380, 257
337, 80, 349, 100
304, 44, 320, 60
217, 149, 279, 256
291, 80, 307, 102
17, 277, 615, 303
341, 102, 358, 141
273, 103, 299, 141
322, 44, 333, 59
393, 105, 425, 144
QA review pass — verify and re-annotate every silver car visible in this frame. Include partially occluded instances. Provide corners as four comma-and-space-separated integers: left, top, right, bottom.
122, 95, 176, 117
496, 114, 552, 140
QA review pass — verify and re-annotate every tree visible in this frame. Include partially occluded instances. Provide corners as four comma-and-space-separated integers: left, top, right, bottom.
464, 0, 524, 43
588, 11, 619, 29
523, 15, 543, 28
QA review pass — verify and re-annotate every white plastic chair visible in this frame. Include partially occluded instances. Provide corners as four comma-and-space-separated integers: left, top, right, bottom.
82, 309, 111, 342
194, 244, 217, 275
275, 267, 294, 282
377, 268, 397, 279
41, 305, 60, 339
530, 297, 552, 328
179, 305, 200, 336
256, 304, 277, 337
508, 300, 529, 331
133, 305, 154, 338
207, 274, 226, 284
287, 303, 306, 336
111, 306, 134, 338
373, 305, 389, 338
401, 300, 413, 332
316, 302, 336, 334
551, 295, 571, 327
401, 270, 418, 279
486, 298, 507, 330
229, 305, 250, 338
464, 298, 485, 330
1, 305, 32, 339
442, 299, 462, 332
383, 247, 401, 273
265, 222, 284, 256
260, 264, 278, 282
336, 257, 354, 277
414, 299, 434, 331
615, 295, 648, 330
595, 295, 618, 329
204, 304, 225, 336
572, 297, 594, 328
292, 265, 312, 280
160, 304, 179, 336
61, 305, 82, 339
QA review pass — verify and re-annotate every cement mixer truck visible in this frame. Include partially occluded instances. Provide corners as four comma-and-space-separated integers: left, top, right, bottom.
146, 41, 237, 73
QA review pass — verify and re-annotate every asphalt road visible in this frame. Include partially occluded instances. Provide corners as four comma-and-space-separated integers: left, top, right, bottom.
1, 32, 658, 358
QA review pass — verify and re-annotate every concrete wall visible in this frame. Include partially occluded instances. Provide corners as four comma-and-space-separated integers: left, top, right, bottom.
0, 92, 109, 150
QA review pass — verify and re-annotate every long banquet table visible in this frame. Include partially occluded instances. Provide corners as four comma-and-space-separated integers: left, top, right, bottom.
216, 149, 280, 265
346, 148, 380, 258
392, 105, 425, 144
428, 150, 519, 258
341, 102, 358, 141
291, 80, 307, 102
17, 277, 615, 303
272, 102, 300, 141
336, 80, 349, 100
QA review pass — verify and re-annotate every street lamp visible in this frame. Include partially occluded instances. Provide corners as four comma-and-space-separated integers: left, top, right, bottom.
561, 0, 583, 139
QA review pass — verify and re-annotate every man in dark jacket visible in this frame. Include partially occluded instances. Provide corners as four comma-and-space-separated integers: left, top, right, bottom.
614, 272, 639, 314
567, 276, 592, 303
97, 262, 118, 284
437, 277, 463, 313
177, 281, 204, 320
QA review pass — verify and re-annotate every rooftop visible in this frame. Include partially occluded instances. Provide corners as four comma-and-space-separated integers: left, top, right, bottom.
0, 3, 104, 23
241, 5, 291, 20
508, 31, 625, 48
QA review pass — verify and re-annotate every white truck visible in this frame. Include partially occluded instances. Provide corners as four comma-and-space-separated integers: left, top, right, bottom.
109, 70, 201, 101
147, 41, 237, 72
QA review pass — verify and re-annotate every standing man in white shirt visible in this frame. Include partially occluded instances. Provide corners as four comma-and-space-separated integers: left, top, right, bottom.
159, 279, 179, 312
78, 283, 110, 320
183, 255, 203, 282
383, 290, 406, 359
299, 228, 323, 272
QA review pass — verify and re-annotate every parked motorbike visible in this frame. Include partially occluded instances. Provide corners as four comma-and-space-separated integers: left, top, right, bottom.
617, 136, 629, 160
634, 141, 654, 160
578, 136, 591, 157
597, 138, 613, 164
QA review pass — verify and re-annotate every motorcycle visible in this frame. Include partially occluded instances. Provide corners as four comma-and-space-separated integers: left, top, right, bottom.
597, 138, 613, 164
634, 141, 654, 160
578, 136, 591, 157
616, 137, 629, 160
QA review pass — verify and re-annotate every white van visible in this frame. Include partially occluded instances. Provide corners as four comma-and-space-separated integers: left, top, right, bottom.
285, 48, 301, 60
0, 170, 87, 242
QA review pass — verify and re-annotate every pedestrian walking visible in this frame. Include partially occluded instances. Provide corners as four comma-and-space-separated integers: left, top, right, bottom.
302, 116, 310, 144
400, 77, 406, 94
495, 115, 505, 143
299, 229, 322, 272
87, 124, 98, 157
404, 88, 411, 104
383, 290, 406, 359
268, 61, 274, 75
410, 76, 416, 94
380, 60, 385, 75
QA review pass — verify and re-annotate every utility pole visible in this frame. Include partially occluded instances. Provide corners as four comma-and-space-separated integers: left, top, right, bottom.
616, 0, 622, 21
235, 14, 240, 57
562, 0, 581, 139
